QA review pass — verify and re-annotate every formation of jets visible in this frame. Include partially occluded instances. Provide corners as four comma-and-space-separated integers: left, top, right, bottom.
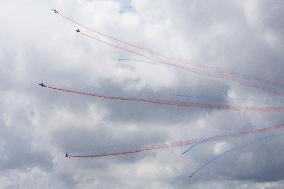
38, 83, 71, 159
51, 9, 81, 33
48, 8, 217, 181
39, 10, 82, 160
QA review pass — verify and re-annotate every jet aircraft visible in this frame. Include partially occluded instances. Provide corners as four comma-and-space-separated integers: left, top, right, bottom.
65, 153, 71, 158
52, 9, 58, 14
38, 82, 46, 87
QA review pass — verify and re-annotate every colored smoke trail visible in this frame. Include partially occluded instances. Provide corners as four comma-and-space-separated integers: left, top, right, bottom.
182, 128, 264, 154
174, 92, 225, 104
69, 124, 284, 159
81, 33, 284, 97
57, 12, 283, 89
121, 60, 284, 98
189, 134, 283, 178
118, 58, 157, 64
119, 59, 284, 103
182, 138, 208, 154
58, 12, 163, 59
117, 58, 284, 98
46, 85, 284, 112
118, 59, 283, 89
182, 128, 254, 154
174, 92, 284, 105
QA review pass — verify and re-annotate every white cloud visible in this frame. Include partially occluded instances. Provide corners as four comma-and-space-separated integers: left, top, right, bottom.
0, 0, 284, 188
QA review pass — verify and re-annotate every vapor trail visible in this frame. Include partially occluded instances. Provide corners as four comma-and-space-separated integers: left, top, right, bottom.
189, 134, 282, 178
67, 124, 284, 159
182, 128, 254, 154
56, 12, 283, 90
46, 85, 284, 112
182, 138, 208, 154
58, 12, 162, 59
79, 32, 284, 97
116, 58, 284, 97
172, 91, 284, 105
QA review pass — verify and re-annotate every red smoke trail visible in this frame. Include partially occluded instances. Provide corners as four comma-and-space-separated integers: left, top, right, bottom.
205, 67, 283, 88
58, 12, 283, 89
46, 85, 284, 112
58, 13, 162, 59
70, 124, 284, 159
80, 32, 284, 97
118, 58, 284, 98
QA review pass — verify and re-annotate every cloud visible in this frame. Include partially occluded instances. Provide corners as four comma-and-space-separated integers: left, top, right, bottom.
0, 0, 283, 188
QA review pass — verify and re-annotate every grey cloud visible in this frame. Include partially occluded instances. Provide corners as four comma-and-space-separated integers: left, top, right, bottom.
0, 0, 284, 188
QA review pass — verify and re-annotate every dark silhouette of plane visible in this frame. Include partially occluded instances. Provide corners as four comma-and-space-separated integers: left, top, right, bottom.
38, 82, 46, 87
65, 153, 71, 158
52, 9, 58, 14
76, 29, 80, 33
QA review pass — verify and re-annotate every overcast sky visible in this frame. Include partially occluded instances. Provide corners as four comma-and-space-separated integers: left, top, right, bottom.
1, 0, 284, 188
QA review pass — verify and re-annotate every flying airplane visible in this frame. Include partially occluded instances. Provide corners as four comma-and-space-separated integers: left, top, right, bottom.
52, 9, 58, 14
38, 82, 46, 87
65, 153, 71, 158
76, 29, 80, 33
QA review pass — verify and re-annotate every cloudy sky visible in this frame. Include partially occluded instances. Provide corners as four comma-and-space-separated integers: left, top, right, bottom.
1, 0, 284, 188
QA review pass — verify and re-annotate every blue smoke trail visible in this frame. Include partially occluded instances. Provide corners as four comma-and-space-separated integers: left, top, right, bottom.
189, 134, 282, 179
174, 92, 224, 104
182, 127, 252, 155
175, 93, 202, 99
182, 138, 209, 154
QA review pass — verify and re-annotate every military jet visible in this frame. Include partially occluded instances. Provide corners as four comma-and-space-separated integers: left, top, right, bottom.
38, 82, 46, 87
76, 29, 80, 33
52, 9, 59, 14
65, 153, 71, 159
